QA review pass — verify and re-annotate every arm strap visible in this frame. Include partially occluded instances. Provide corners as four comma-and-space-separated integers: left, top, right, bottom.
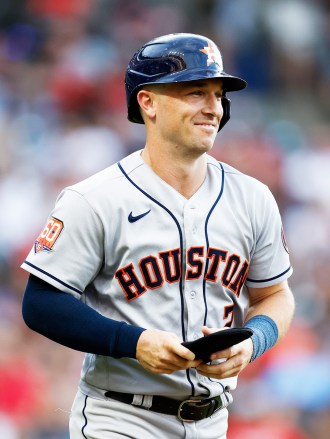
244, 314, 278, 362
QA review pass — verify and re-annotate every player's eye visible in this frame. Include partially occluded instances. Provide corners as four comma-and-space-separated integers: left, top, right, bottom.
189, 89, 203, 96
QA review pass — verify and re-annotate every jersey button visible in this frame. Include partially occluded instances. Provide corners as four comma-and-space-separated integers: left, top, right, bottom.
190, 291, 196, 299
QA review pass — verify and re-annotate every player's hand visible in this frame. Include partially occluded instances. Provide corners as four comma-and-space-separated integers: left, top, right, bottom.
196, 326, 253, 379
136, 329, 203, 375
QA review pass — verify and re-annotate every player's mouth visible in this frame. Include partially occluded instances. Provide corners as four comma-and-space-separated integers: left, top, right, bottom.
194, 122, 217, 132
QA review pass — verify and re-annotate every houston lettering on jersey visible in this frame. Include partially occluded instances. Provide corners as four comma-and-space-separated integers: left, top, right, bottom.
115, 246, 249, 301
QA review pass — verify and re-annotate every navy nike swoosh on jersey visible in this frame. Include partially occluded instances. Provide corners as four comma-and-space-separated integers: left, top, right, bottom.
128, 209, 151, 223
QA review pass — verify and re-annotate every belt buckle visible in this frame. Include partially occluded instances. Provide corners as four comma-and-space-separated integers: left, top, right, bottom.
178, 398, 218, 422
178, 399, 201, 422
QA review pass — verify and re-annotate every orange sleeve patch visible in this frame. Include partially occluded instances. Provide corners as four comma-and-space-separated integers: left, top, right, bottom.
34, 217, 64, 253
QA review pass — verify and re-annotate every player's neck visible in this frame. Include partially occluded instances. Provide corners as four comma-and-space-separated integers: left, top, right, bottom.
141, 146, 207, 199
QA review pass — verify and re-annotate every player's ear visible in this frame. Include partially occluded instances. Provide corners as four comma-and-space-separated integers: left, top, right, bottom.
137, 89, 157, 122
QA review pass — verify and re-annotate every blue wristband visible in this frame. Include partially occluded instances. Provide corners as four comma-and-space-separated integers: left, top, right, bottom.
244, 315, 278, 362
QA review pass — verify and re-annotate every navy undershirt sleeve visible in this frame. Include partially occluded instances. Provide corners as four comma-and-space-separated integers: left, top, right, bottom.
22, 274, 146, 358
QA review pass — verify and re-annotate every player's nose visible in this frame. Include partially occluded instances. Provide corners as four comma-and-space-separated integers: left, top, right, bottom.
201, 93, 223, 121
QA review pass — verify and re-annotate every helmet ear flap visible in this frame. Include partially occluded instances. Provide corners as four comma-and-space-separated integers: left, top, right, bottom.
218, 96, 230, 132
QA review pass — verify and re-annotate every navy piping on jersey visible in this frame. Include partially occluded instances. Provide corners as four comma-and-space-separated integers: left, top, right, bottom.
117, 162, 196, 395
203, 162, 225, 327
81, 395, 88, 439
246, 266, 292, 283
201, 162, 227, 393
23, 260, 82, 295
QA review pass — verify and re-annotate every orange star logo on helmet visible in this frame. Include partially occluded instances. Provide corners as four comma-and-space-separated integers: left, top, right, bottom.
200, 41, 223, 69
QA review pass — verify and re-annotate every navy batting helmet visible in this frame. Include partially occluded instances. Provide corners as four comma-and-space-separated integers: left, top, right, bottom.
125, 33, 247, 131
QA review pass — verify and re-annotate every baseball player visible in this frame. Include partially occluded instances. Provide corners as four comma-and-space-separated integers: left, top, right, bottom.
21, 33, 295, 438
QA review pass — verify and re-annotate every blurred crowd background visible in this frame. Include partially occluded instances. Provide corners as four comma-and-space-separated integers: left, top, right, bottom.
0, 0, 329, 438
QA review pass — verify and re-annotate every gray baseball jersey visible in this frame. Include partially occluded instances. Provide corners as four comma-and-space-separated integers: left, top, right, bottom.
21, 150, 292, 399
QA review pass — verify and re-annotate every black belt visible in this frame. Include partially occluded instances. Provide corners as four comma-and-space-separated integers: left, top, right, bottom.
104, 390, 223, 422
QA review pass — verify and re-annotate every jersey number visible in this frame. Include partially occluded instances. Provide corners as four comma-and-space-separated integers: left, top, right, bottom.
223, 304, 234, 327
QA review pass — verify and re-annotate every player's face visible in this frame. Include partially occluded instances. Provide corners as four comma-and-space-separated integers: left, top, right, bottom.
151, 79, 224, 156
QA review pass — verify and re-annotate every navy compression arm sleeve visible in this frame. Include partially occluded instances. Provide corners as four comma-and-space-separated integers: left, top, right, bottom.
22, 274, 146, 358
